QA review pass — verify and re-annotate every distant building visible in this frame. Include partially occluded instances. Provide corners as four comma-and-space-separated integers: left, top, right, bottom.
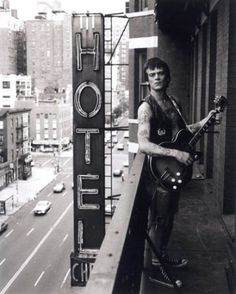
0, 108, 32, 190
105, 17, 129, 108
0, 0, 10, 10
25, 12, 72, 97
29, 100, 72, 152
0, 74, 32, 108
0, 6, 25, 75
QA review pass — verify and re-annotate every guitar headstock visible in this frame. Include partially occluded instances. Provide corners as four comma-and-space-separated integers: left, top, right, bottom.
214, 95, 228, 113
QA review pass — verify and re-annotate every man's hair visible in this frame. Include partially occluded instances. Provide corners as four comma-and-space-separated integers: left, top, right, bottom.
144, 57, 171, 85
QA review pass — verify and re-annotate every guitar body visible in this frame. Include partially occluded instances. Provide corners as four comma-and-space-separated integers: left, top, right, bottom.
148, 95, 227, 191
149, 129, 195, 191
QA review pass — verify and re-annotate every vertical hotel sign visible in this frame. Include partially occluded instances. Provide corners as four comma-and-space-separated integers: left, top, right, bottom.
70, 14, 105, 286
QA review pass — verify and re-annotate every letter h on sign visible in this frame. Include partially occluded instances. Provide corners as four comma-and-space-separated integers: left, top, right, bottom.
76, 33, 100, 71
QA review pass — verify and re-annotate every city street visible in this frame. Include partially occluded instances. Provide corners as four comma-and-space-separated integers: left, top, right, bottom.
0, 129, 129, 294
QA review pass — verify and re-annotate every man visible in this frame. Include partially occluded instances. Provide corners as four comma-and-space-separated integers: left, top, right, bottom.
137, 57, 214, 288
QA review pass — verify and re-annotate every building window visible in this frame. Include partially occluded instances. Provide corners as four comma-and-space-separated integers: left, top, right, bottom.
52, 119, 57, 129
136, 49, 148, 102
36, 119, 40, 131
0, 135, 3, 144
53, 130, 57, 139
0, 121, 3, 129
3, 96, 10, 99
44, 119, 48, 129
2, 81, 10, 88
36, 133, 40, 140
44, 131, 49, 140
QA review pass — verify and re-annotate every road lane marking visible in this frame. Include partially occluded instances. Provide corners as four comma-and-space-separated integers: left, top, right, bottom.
60, 268, 70, 288
0, 201, 73, 294
59, 234, 68, 247
47, 192, 53, 197
34, 271, 45, 287
66, 174, 70, 178
5, 229, 14, 238
0, 258, 6, 266
26, 228, 35, 237
62, 192, 67, 197
63, 158, 71, 167
42, 159, 52, 167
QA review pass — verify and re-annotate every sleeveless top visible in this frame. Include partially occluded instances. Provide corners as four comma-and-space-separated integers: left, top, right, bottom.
142, 94, 187, 144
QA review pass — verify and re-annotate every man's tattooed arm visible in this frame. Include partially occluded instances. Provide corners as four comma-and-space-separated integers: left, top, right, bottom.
137, 102, 178, 158
187, 122, 202, 133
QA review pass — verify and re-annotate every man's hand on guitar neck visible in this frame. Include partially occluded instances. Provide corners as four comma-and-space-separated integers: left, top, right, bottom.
173, 149, 194, 166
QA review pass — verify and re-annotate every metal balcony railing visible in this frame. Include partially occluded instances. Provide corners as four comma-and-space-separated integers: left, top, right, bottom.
85, 152, 147, 294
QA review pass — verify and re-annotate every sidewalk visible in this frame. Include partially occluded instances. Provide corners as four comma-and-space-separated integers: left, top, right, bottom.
0, 166, 56, 217
141, 179, 229, 294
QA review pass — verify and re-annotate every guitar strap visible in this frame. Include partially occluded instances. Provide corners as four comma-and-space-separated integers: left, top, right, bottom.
169, 96, 189, 130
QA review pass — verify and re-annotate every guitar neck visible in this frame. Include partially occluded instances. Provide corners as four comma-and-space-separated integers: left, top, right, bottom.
188, 114, 214, 148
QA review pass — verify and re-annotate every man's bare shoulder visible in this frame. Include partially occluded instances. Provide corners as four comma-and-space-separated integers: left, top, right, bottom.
138, 101, 152, 117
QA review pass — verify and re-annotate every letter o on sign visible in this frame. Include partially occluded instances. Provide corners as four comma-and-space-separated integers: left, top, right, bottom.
74, 81, 102, 118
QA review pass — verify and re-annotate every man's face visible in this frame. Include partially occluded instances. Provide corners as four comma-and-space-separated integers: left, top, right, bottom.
146, 67, 169, 91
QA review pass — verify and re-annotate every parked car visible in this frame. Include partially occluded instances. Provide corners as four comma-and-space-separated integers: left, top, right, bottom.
107, 142, 114, 149
113, 169, 123, 177
123, 131, 129, 138
105, 203, 116, 216
117, 143, 124, 150
123, 160, 129, 167
53, 182, 65, 193
0, 219, 8, 234
33, 200, 52, 215
112, 136, 118, 144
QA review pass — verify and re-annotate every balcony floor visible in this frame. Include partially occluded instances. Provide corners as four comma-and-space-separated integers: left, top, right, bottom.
140, 179, 229, 294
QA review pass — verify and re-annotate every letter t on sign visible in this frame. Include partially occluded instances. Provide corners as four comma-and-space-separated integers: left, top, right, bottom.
76, 128, 99, 164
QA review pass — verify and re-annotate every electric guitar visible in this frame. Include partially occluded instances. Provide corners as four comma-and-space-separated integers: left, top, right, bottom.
149, 96, 228, 191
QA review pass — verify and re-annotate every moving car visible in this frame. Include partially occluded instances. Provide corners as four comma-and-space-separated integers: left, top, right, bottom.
53, 182, 65, 193
0, 219, 8, 234
113, 169, 123, 177
33, 200, 52, 215
117, 143, 124, 150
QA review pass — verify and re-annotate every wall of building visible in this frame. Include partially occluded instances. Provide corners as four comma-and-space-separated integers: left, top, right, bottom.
221, 0, 236, 214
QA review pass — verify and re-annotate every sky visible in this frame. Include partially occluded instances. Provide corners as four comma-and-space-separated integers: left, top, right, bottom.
10, 0, 127, 20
